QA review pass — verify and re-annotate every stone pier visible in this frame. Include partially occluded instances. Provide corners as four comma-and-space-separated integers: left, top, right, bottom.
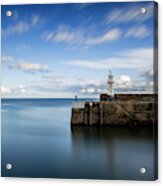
71, 94, 157, 126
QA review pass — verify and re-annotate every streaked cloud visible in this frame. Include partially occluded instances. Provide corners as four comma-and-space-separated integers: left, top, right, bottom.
43, 26, 121, 47
13, 85, 28, 95
140, 69, 155, 92
73, 3, 91, 10
9, 60, 49, 74
106, 4, 153, 23
1, 85, 12, 94
3, 21, 30, 35
16, 44, 31, 52
125, 25, 151, 38
1, 85, 27, 96
117, 47, 153, 59
31, 14, 40, 26
1, 55, 13, 63
43, 25, 84, 44
3, 14, 41, 36
114, 75, 132, 90
85, 28, 121, 45
43, 24, 150, 49
69, 48, 153, 70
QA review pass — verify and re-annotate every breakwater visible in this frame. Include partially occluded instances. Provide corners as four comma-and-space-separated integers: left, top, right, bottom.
71, 94, 157, 126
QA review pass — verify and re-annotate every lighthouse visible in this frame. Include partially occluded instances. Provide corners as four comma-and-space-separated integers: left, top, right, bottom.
107, 70, 114, 96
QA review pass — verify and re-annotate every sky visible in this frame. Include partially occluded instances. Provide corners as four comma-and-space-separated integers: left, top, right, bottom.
1, 1, 156, 98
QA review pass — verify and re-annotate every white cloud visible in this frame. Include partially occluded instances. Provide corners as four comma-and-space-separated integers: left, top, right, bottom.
80, 87, 96, 94
85, 28, 121, 45
106, 4, 153, 23
43, 22, 150, 49
73, 3, 90, 10
32, 14, 40, 26
2, 55, 49, 74
1, 85, 28, 97
1, 55, 13, 63
116, 75, 131, 83
114, 75, 132, 89
3, 14, 40, 36
42, 24, 151, 50
125, 25, 151, 38
70, 60, 105, 69
17, 44, 31, 51
140, 69, 155, 92
9, 60, 49, 73
118, 48, 153, 59
4, 21, 30, 35
69, 48, 153, 71
13, 85, 28, 95
1, 86, 12, 94
43, 26, 121, 47
149, 81, 153, 87
43, 25, 83, 44
79, 86, 106, 94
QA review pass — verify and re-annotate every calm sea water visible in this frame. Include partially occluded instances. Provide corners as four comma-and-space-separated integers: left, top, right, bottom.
1, 99, 155, 180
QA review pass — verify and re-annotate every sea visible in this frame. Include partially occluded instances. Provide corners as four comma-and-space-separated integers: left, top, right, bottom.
1, 99, 155, 180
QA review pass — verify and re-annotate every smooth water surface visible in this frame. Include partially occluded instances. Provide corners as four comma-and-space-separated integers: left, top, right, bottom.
1, 99, 155, 180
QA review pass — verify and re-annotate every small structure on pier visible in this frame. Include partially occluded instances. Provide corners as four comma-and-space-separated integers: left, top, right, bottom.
107, 70, 114, 97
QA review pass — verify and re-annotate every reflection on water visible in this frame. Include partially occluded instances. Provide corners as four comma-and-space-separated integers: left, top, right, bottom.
1, 99, 156, 180
71, 127, 155, 180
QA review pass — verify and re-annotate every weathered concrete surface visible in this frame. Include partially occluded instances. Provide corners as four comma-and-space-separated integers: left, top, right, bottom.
71, 94, 158, 126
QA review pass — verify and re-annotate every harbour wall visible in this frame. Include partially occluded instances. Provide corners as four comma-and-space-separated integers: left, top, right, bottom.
71, 94, 157, 126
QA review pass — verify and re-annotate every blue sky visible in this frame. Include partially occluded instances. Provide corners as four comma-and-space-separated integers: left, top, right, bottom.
1, 1, 156, 98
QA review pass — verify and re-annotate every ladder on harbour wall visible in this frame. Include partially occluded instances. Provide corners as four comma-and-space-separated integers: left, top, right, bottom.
83, 102, 142, 126
71, 101, 154, 126
114, 102, 143, 125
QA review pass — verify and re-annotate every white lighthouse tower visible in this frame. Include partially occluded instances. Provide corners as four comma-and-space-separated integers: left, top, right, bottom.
107, 70, 114, 97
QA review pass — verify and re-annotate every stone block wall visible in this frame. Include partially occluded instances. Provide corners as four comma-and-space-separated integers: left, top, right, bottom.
71, 94, 157, 126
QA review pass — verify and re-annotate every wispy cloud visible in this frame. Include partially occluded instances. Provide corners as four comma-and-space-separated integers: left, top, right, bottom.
76, 74, 149, 95
43, 23, 150, 49
140, 69, 154, 92
16, 44, 31, 51
85, 28, 121, 45
117, 48, 153, 59
3, 14, 41, 36
68, 48, 153, 70
106, 3, 153, 23
4, 21, 29, 35
114, 75, 132, 90
43, 25, 121, 46
9, 60, 49, 74
43, 25, 83, 44
13, 85, 28, 94
1, 55, 13, 63
31, 14, 40, 26
73, 3, 91, 10
1, 85, 28, 96
1, 85, 12, 94
2, 54, 50, 75
43, 26, 122, 48
125, 25, 151, 38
